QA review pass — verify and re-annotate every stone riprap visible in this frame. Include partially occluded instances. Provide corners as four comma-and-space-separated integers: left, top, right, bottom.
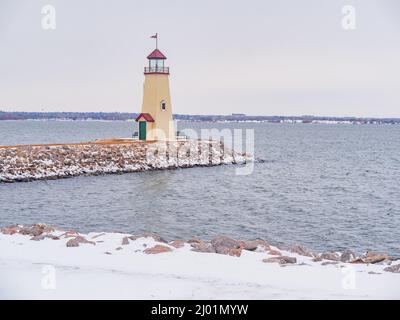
1, 224, 399, 272
0, 140, 251, 183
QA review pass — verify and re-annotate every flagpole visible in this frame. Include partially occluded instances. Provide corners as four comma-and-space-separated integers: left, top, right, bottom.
150, 33, 158, 49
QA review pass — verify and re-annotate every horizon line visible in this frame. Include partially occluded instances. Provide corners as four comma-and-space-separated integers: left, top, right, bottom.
1, 110, 400, 120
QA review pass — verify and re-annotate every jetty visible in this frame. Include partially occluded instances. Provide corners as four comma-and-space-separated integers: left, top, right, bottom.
0, 139, 250, 183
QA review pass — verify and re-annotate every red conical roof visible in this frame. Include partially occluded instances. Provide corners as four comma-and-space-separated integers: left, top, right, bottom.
147, 48, 167, 59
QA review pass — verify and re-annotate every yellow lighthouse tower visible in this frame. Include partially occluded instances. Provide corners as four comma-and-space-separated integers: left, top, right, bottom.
135, 35, 175, 141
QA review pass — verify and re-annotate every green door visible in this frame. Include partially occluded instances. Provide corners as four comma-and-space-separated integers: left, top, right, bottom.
139, 121, 146, 140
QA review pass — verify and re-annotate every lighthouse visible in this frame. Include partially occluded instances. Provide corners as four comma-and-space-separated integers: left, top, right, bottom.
135, 35, 176, 141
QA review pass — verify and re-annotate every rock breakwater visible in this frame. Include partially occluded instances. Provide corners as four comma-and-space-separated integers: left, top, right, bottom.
0, 140, 251, 183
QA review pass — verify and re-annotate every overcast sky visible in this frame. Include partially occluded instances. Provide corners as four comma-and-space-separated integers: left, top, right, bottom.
0, 0, 399, 117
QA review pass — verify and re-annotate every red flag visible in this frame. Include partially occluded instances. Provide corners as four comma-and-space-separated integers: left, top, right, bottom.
150, 33, 157, 39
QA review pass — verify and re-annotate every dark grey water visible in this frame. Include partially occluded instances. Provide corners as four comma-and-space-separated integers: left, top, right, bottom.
1, 120, 399, 255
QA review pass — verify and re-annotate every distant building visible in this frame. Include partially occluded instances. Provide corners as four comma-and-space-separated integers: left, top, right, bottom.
231, 113, 246, 117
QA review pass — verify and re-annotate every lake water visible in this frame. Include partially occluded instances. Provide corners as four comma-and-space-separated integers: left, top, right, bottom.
1, 120, 399, 255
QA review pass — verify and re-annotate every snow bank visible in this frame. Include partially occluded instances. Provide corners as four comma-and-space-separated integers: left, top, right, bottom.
0, 140, 251, 183
1, 224, 399, 299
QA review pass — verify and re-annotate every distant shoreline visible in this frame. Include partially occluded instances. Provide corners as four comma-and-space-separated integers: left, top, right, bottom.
0, 119, 399, 125
1, 111, 400, 124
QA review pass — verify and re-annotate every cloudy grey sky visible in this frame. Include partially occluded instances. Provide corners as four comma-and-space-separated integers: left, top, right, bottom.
0, 0, 399, 117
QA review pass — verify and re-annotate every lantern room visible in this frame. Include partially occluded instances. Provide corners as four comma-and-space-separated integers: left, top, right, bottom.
145, 49, 169, 74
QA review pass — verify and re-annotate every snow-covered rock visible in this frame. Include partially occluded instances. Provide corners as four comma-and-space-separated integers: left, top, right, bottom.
0, 140, 252, 183
1, 224, 399, 299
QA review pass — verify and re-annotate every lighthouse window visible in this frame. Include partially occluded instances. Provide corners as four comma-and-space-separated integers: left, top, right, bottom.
161, 101, 167, 111
150, 59, 164, 68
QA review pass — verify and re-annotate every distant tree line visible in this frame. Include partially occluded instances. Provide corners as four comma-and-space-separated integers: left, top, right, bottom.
0, 111, 137, 121
0, 111, 399, 124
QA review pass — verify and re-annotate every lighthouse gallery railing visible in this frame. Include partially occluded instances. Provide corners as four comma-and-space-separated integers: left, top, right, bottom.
144, 66, 169, 74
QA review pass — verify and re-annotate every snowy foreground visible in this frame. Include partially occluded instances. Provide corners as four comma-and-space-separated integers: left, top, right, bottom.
0, 224, 399, 300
